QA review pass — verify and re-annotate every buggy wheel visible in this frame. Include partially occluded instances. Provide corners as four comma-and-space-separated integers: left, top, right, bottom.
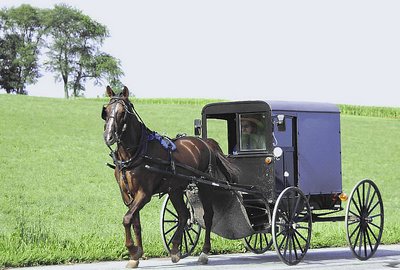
346, 179, 384, 260
272, 187, 312, 265
243, 199, 272, 254
160, 193, 201, 258
243, 232, 273, 254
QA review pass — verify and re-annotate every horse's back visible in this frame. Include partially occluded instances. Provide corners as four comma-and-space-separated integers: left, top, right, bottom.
174, 136, 239, 183
173, 136, 210, 170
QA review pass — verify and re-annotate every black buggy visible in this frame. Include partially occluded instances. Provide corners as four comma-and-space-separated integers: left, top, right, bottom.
159, 100, 384, 265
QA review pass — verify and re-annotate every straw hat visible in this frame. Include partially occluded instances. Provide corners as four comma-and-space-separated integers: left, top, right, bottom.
241, 118, 263, 128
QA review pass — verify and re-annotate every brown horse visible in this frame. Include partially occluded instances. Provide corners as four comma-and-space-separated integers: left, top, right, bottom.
101, 86, 238, 268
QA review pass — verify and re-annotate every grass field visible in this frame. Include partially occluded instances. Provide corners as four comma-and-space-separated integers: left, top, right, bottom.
0, 94, 399, 268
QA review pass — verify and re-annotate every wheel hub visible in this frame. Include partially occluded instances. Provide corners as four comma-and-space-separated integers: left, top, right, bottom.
291, 222, 299, 230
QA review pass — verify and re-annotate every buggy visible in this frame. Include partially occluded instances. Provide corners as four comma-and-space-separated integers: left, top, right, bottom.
159, 100, 384, 265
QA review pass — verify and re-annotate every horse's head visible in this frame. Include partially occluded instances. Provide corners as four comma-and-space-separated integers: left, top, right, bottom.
102, 85, 133, 147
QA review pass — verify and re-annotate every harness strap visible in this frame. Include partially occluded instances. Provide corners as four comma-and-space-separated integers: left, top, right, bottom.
196, 137, 215, 176
169, 147, 176, 174
142, 155, 230, 186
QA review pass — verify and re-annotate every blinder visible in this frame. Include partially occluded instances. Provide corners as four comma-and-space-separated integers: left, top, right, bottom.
101, 106, 107, 120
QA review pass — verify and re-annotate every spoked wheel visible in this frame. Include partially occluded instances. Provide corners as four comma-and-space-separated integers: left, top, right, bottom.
346, 179, 384, 260
244, 232, 273, 254
272, 187, 312, 265
243, 198, 272, 254
160, 193, 201, 258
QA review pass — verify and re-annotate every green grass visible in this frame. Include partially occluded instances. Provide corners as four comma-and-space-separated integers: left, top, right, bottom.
0, 94, 399, 268
339, 104, 400, 119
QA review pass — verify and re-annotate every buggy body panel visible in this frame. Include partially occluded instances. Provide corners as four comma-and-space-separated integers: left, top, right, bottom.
268, 101, 342, 195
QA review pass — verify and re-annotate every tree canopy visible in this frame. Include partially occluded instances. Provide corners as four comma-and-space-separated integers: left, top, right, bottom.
0, 4, 124, 98
0, 4, 47, 94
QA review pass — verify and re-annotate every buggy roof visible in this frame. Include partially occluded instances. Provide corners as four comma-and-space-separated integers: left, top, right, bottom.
267, 100, 339, 113
202, 100, 340, 115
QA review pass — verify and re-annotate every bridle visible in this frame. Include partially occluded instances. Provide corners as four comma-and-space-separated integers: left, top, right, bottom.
102, 97, 148, 147
103, 98, 131, 143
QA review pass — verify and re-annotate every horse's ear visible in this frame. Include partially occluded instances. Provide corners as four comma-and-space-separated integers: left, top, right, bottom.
122, 86, 129, 98
106, 86, 115, 97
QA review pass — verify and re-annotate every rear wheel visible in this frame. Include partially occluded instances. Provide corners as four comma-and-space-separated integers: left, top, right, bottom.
346, 179, 384, 260
160, 193, 201, 258
243, 232, 273, 254
272, 187, 312, 265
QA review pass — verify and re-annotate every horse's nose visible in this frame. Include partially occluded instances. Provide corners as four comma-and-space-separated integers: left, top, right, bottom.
104, 131, 115, 146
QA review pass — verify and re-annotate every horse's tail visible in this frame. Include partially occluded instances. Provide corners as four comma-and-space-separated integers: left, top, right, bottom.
205, 138, 240, 183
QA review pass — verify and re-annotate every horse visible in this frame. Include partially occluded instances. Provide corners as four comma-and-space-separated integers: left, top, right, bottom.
101, 86, 239, 268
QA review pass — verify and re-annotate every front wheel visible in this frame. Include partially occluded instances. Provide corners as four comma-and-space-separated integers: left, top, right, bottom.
272, 187, 312, 265
160, 193, 201, 258
346, 179, 384, 260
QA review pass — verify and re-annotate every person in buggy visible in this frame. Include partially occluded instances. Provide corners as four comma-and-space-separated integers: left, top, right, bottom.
240, 116, 266, 151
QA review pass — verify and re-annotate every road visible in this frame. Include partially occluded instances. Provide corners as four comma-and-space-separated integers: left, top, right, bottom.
9, 245, 400, 270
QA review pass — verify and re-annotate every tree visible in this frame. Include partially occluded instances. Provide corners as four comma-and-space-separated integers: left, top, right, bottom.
0, 34, 23, 93
45, 4, 123, 98
0, 5, 47, 94
69, 52, 125, 96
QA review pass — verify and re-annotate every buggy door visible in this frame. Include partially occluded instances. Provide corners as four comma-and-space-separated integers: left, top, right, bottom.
272, 115, 298, 194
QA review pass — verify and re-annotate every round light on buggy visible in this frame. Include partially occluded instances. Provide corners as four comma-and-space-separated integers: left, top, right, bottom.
339, 192, 348, 201
265, 157, 273, 164
273, 147, 283, 158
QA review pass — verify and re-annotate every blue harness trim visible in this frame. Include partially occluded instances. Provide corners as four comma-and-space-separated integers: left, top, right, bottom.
147, 132, 177, 151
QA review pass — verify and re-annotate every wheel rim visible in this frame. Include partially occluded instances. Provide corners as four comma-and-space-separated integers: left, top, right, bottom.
346, 179, 384, 260
272, 187, 312, 265
160, 193, 201, 258
244, 232, 273, 254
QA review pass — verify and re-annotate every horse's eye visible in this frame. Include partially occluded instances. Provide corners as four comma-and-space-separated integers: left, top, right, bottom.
101, 106, 107, 120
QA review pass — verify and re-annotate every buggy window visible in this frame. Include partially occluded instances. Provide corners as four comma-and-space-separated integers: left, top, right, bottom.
239, 113, 267, 151
206, 113, 237, 155
206, 118, 229, 154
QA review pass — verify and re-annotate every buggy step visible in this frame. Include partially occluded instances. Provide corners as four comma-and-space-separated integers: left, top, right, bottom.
242, 193, 270, 232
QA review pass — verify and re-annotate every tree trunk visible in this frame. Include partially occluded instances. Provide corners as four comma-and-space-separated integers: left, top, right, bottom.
63, 75, 69, 99
73, 66, 83, 97
73, 75, 81, 97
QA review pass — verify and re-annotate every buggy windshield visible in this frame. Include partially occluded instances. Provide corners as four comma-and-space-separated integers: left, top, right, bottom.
239, 113, 267, 151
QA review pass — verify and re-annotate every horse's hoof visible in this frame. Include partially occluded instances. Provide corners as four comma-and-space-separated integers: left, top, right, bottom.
126, 259, 139, 268
198, 252, 209, 265
171, 252, 181, 263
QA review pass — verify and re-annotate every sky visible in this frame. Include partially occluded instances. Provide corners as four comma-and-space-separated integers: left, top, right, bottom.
1, 0, 400, 107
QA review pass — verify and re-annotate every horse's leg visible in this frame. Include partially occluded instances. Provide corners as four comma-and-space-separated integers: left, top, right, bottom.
123, 192, 149, 268
131, 212, 143, 258
125, 211, 144, 268
197, 187, 214, 264
168, 190, 189, 263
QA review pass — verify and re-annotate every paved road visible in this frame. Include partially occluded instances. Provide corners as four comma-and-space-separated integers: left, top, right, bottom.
9, 245, 400, 270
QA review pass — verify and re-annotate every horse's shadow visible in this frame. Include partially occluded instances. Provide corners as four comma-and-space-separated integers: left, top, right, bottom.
140, 248, 400, 269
